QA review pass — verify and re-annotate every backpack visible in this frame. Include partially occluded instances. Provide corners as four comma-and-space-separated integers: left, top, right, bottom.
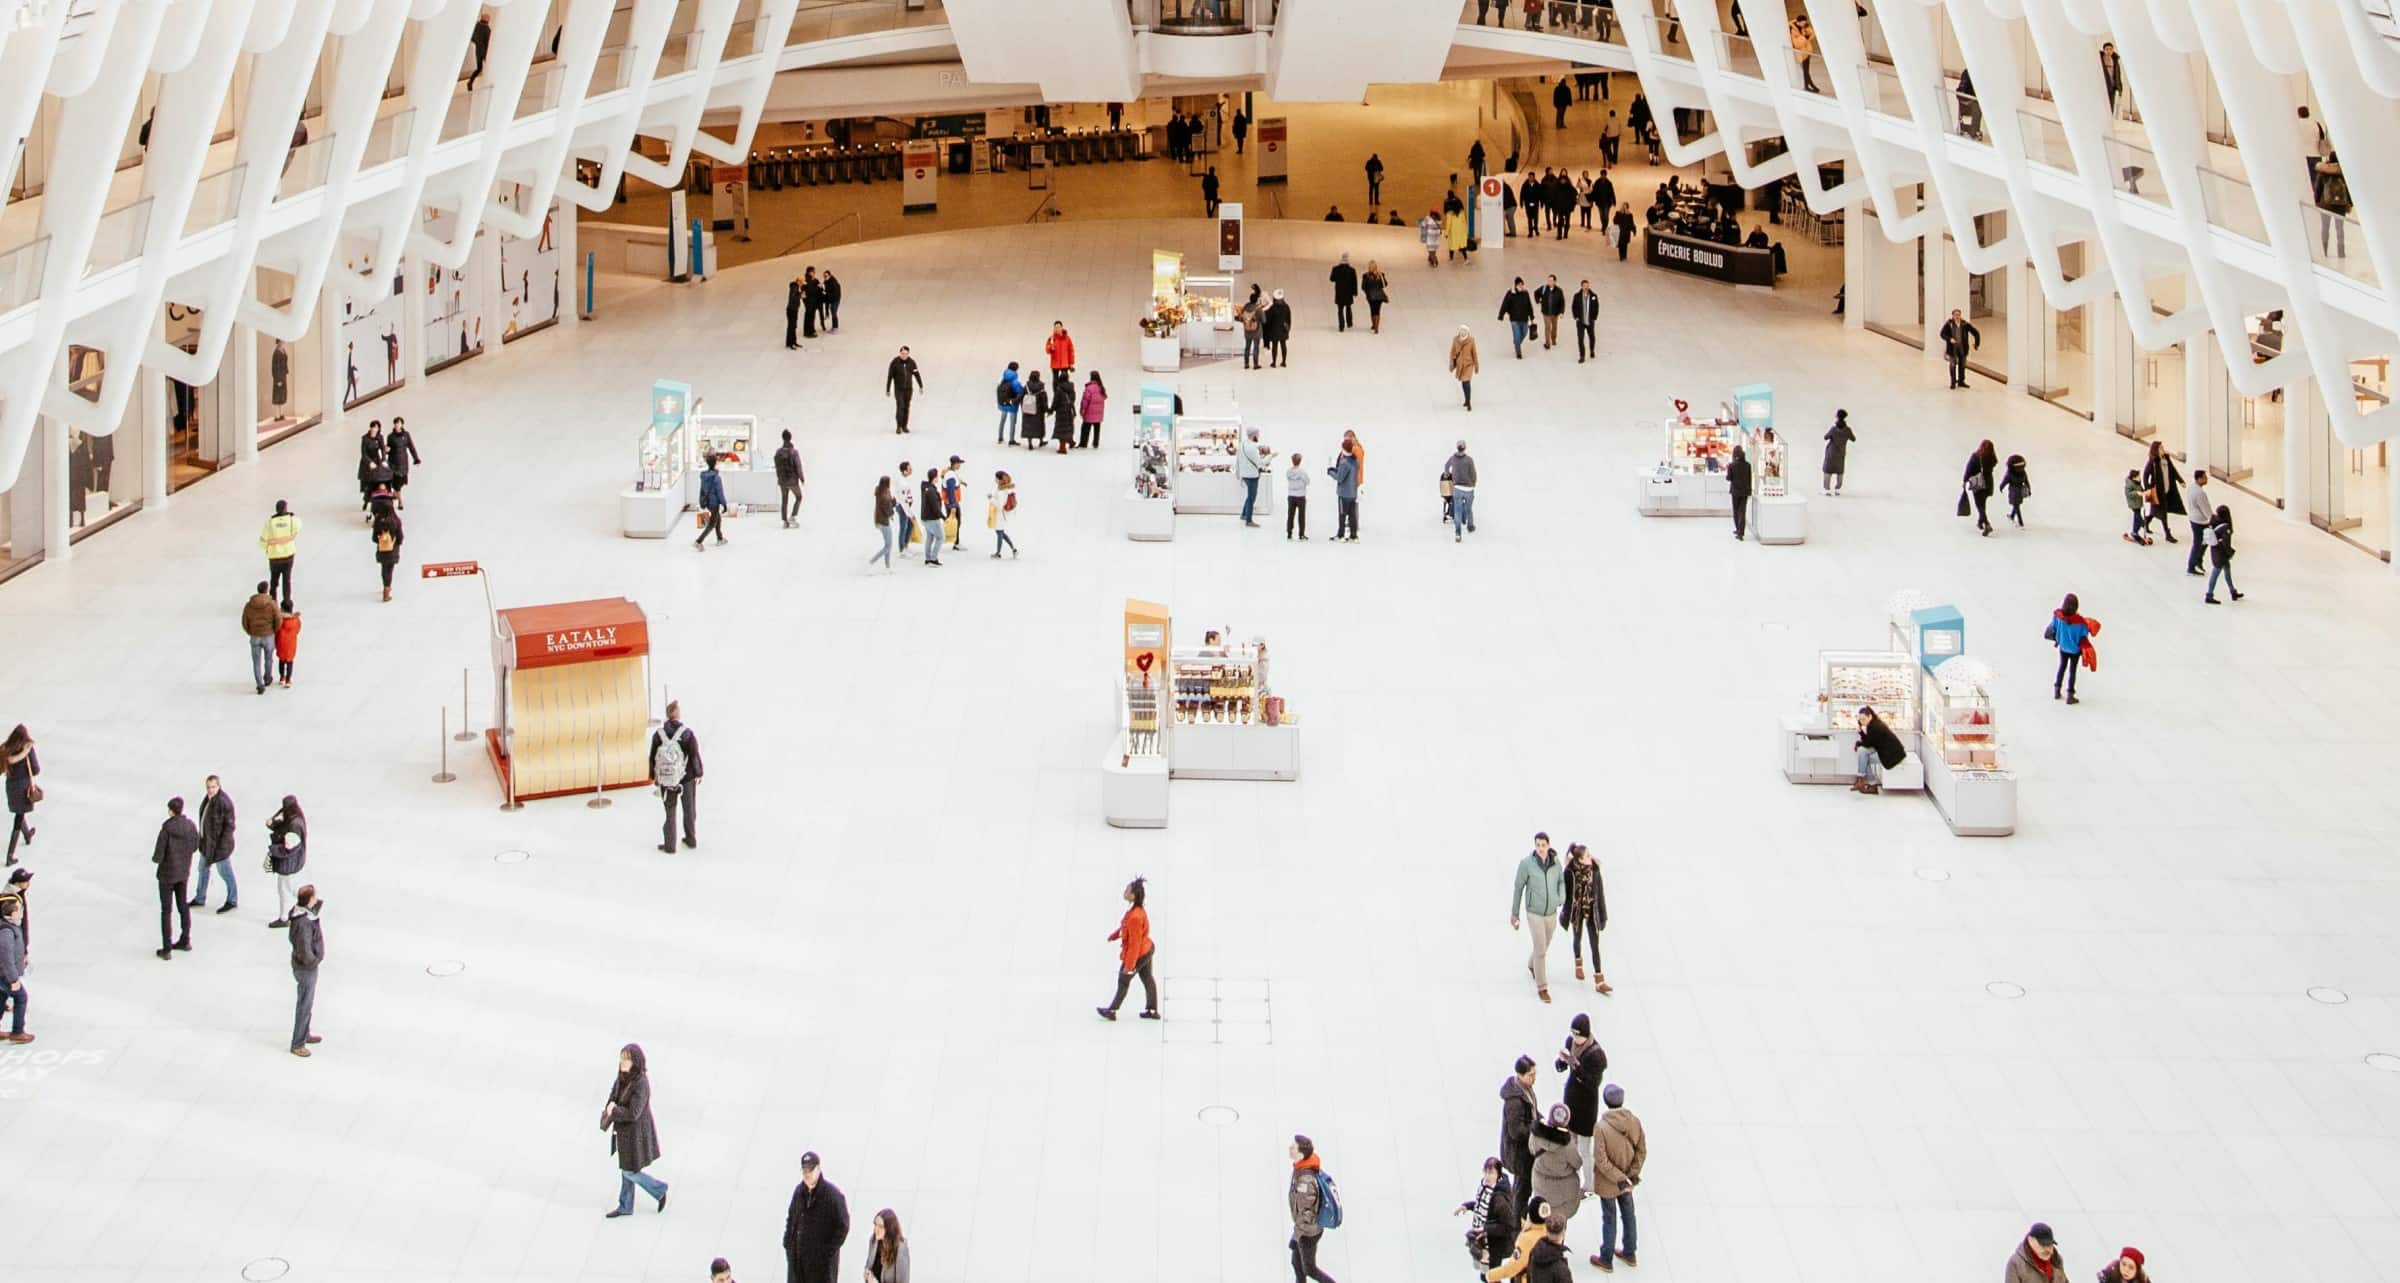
997, 376, 1016, 407
653, 731, 687, 790
374, 528, 395, 553
1314, 1170, 1343, 1230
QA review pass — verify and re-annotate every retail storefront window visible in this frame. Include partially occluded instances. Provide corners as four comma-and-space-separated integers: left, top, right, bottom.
2210, 317, 2286, 507
0, 458, 37, 583
62, 346, 142, 541
258, 271, 324, 448
1861, 203, 1924, 348
2306, 357, 2392, 561
2035, 299, 2091, 419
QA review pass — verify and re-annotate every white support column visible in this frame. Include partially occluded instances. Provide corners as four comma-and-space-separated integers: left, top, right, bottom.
2090, 299, 2122, 434
558, 200, 579, 329
2285, 375, 2313, 522
40, 416, 68, 562
1842, 198, 1865, 334
2006, 263, 2037, 394
400, 247, 426, 382
2185, 338, 2210, 472
140, 368, 168, 510
1927, 236, 1959, 363
230, 322, 259, 465
320, 275, 346, 436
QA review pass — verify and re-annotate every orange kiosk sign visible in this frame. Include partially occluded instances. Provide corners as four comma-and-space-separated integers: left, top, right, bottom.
486, 597, 654, 801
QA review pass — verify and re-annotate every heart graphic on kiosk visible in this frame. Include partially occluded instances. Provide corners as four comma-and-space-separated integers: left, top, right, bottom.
1673, 398, 1690, 413
1136, 652, 1154, 674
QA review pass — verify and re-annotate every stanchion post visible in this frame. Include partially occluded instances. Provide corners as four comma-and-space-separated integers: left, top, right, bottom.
499, 728, 522, 811
433, 708, 457, 783
455, 667, 476, 741
586, 737, 611, 809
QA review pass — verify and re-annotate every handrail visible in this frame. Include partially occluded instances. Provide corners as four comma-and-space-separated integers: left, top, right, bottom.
775, 209, 863, 258
1025, 192, 1060, 222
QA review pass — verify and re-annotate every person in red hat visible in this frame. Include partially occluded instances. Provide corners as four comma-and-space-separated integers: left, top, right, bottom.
2101, 1247, 2148, 1283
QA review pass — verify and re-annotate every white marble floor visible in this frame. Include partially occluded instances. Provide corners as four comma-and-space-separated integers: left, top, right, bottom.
4, 218, 2400, 1283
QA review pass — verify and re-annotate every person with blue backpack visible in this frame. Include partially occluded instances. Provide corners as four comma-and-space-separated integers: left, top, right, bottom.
1287, 1134, 1340, 1283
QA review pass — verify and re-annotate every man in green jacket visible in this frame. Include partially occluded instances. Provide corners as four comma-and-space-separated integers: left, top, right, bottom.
1510, 832, 1567, 1003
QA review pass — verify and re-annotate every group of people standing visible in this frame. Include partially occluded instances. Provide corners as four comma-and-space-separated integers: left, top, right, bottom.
2121, 439, 2244, 603
353, 418, 420, 602
869, 459, 1017, 568
783, 265, 842, 348
993, 323, 1106, 450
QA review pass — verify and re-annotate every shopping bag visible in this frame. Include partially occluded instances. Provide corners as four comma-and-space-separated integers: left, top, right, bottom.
908, 521, 923, 546
943, 513, 960, 543
1955, 489, 1972, 518
986, 501, 998, 529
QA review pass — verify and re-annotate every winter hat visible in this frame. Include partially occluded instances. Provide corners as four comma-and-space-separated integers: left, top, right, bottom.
7, 867, 29, 884
2028, 1223, 2056, 1247
1603, 1084, 1624, 1108
2119, 1248, 2144, 1267
1547, 1104, 1571, 1127
1569, 1013, 1591, 1036
1272, 289, 1285, 300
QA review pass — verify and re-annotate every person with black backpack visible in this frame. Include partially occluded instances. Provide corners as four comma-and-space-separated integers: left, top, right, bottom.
650, 702, 703, 853
1287, 1134, 1339, 1283
774, 430, 804, 528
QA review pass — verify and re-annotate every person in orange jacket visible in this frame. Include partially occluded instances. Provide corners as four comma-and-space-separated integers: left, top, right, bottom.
1095, 875, 1157, 1021
1045, 320, 1076, 381
273, 599, 302, 688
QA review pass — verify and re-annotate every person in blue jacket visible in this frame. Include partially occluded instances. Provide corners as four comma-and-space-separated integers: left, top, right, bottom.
1327, 443, 1362, 542
694, 454, 728, 551
995, 363, 1025, 444
2043, 593, 2099, 704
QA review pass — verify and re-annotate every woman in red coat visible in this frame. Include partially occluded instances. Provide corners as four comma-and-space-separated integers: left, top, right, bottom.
1096, 876, 1157, 1021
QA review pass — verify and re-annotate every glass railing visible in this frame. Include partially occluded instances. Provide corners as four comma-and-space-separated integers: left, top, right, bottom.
2306, 200, 2377, 289
787, 0, 946, 45
2196, 167, 2266, 244
1649, 13, 1687, 54
723, 17, 764, 57
1797, 51, 1830, 95
277, 127, 335, 200
1853, 62, 1912, 121
1133, 0, 1253, 33
1715, 31, 1761, 76
181, 162, 248, 237
86, 196, 153, 272
0, 236, 49, 316
1458, 1, 1623, 43
363, 109, 418, 169
440, 84, 493, 142
2101, 135, 2155, 199
2017, 110, 2076, 174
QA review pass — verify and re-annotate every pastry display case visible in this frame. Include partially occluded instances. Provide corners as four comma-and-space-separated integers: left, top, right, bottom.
1165, 638, 1298, 779
1921, 659, 2016, 835
1780, 650, 1922, 788
1173, 417, 1265, 515
1635, 407, 1739, 516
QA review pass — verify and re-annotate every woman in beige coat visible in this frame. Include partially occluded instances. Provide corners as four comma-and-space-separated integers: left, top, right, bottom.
1449, 325, 1480, 411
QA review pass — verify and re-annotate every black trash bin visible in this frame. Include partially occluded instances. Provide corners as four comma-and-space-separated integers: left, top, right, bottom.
948, 140, 970, 173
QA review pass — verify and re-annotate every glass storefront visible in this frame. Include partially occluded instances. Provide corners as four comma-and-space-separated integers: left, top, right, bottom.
2210, 314, 2287, 507
1958, 214, 2008, 382
258, 270, 325, 447
162, 304, 231, 493
62, 345, 141, 538
1862, 201, 1924, 348
2306, 357, 2392, 560
0, 447, 36, 582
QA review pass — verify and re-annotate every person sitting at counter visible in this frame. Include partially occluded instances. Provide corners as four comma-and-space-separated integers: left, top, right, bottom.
1854, 706, 1905, 795
1645, 199, 1671, 228
1712, 214, 1741, 245
1744, 226, 1770, 250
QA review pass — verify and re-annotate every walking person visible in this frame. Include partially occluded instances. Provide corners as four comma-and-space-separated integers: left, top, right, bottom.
1201, 167, 1221, 216
2045, 593, 2100, 704
694, 453, 728, 551
1449, 325, 1480, 411
466, 9, 490, 87
774, 430, 804, 527
0, 890, 26, 1042
1612, 202, 1635, 261
916, 470, 945, 567
1601, 111, 1623, 163
601, 1043, 670, 1217
2007, 1224, 2063, 1283
286, 883, 323, 1056
2103, 1247, 2150, 1283
4, 725, 36, 867
942, 456, 967, 551
151, 797, 200, 960
191, 775, 238, 913
385, 416, 421, 509
1329, 254, 1358, 332
1588, 1085, 1645, 1271
1569, 279, 1599, 362
1728, 444, 1753, 540
865, 1211, 910, 1283
1555, 1012, 1607, 1186
244, 581, 278, 693
1095, 875, 1158, 1021
265, 795, 306, 927
2001, 453, 2031, 527
1360, 261, 1388, 333
355, 420, 385, 516
1285, 452, 1311, 539
868, 477, 897, 571
1500, 1056, 1539, 1205
1262, 290, 1293, 368
371, 504, 404, 601
273, 600, 301, 687
783, 1152, 851, 1283
1534, 275, 1566, 350
1420, 210, 1444, 266
995, 363, 1024, 443
1444, 440, 1478, 541
1562, 842, 1608, 992
2140, 440, 2185, 542
1511, 832, 1566, 1003
1287, 1136, 1339, 1283
989, 471, 1019, 558
1820, 409, 1855, 495
650, 701, 702, 853
1961, 439, 1998, 536
1940, 308, 1980, 388
2203, 504, 2245, 604
884, 347, 924, 434
1327, 443, 1361, 542
1079, 372, 1108, 449
2184, 471, 2215, 574
1498, 279, 1534, 358
1238, 428, 1267, 528
259, 500, 301, 600
2121, 469, 2151, 545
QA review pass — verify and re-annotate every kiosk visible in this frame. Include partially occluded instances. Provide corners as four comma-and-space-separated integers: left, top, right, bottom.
1733, 383, 1808, 544
1141, 250, 1185, 372
1634, 401, 1740, 516
485, 597, 653, 802
1102, 600, 1301, 828
1123, 382, 1176, 541
1173, 415, 1263, 516
621, 379, 691, 538
1921, 656, 2017, 835
685, 410, 779, 510
1104, 599, 1172, 827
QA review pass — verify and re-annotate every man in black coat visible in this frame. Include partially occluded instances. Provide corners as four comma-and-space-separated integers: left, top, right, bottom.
1262, 290, 1293, 368
191, 775, 237, 912
884, 346, 924, 434
1554, 1013, 1608, 1183
152, 797, 201, 959
1500, 1056, 1539, 1203
1728, 445, 1754, 541
1534, 275, 1567, 350
774, 430, 804, 527
1569, 279, 1600, 362
784, 1152, 850, 1283
784, 277, 802, 350
650, 703, 703, 853
1328, 255, 1359, 332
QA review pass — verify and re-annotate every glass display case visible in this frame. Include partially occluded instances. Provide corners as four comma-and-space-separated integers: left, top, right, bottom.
1921, 658, 2017, 835
1751, 430, 1788, 497
1820, 650, 1917, 732
1172, 417, 1262, 515
1665, 417, 1741, 475
1926, 678, 2001, 770
623, 379, 693, 537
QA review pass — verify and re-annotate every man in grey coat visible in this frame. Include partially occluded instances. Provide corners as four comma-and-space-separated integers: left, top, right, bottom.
190, 775, 237, 912
152, 797, 201, 959
288, 885, 324, 1055
1443, 441, 1478, 542
0, 890, 28, 1042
